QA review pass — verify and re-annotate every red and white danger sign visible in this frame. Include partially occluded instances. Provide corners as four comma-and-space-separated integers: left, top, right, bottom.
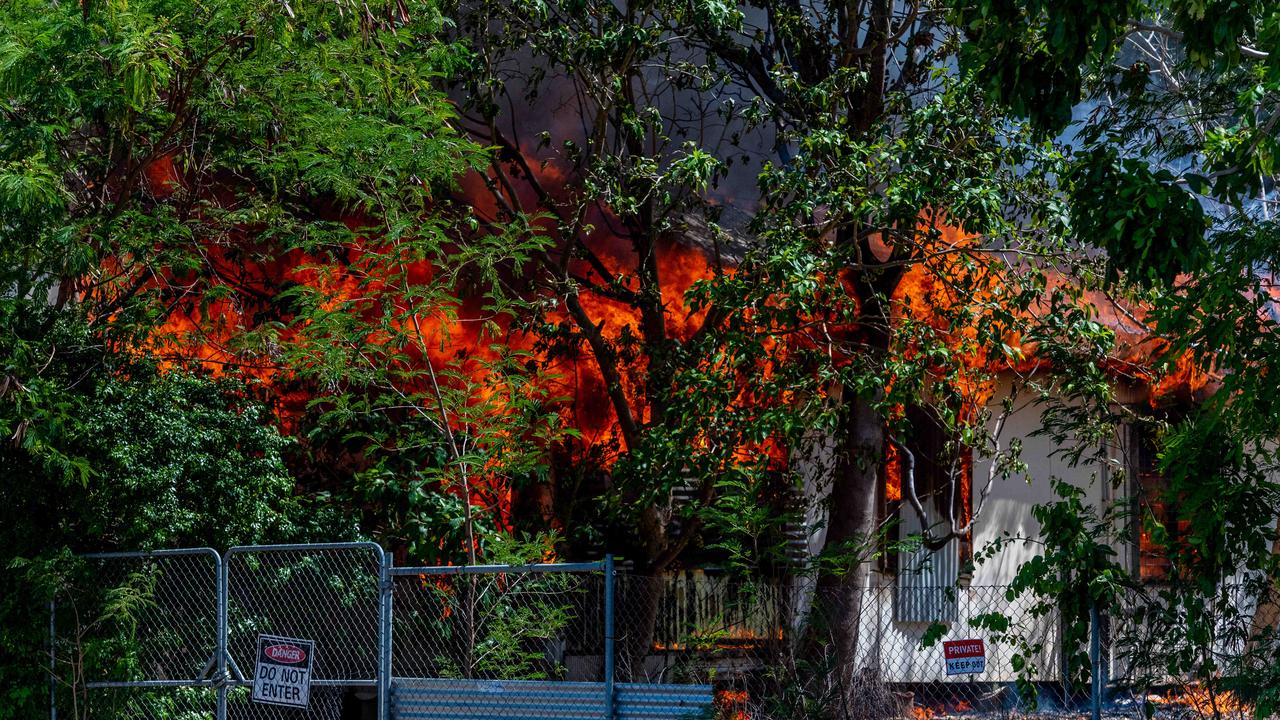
252, 634, 315, 708
942, 639, 986, 676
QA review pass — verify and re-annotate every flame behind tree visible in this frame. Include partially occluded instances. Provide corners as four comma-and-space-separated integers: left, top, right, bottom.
1, 0, 1232, 711
0, 0, 569, 566
6, 0, 1280, 712
0, 0, 574, 714
454, 0, 1127, 694
3, 0, 1127, 587
1, 0, 1119, 583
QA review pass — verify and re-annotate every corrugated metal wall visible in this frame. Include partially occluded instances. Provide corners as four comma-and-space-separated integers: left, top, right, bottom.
894, 505, 960, 623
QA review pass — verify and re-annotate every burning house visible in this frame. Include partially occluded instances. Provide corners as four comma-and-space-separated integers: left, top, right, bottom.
135, 144, 1265, 692
116, 43, 1276, 709
20, 0, 1280, 718
51, 140, 1268, 720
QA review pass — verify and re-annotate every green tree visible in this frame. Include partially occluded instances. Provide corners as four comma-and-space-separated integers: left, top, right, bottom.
955, 0, 1280, 712
0, 364, 336, 719
0, 0, 522, 715
456, 0, 1107, 703
0, 0, 552, 547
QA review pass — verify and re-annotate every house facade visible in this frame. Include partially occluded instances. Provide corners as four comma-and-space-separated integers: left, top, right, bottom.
634, 369, 1237, 688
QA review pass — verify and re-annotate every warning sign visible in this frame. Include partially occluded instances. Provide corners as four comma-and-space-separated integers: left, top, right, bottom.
252, 634, 315, 708
942, 639, 986, 676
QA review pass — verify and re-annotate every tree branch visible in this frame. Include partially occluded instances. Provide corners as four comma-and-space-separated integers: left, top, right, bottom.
1128, 20, 1269, 60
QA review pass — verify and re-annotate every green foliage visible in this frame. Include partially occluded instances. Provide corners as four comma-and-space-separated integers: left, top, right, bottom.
405, 533, 578, 680
957, 0, 1280, 133
461, 0, 1121, 612
1067, 147, 1210, 287
956, 0, 1280, 293
0, 368, 337, 720
683, 71, 1089, 581
66, 371, 340, 547
948, 2, 1280, 705
973, 480, 1131, 706
0, 0, 500, 714
956, 0, 1142, 131
1157, 412, 1280, 582
275, 207, 560, 563
0, 367, 337, 547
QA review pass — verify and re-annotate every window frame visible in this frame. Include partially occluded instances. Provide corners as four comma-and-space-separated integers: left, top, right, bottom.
1127, 418, 1187, 584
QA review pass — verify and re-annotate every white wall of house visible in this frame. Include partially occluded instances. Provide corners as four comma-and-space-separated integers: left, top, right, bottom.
754, 373, 1271, 685
860, 373, 1138, 682
968, 374, 1130, 586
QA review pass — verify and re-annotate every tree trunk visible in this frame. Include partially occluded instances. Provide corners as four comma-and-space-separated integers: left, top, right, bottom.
808, 389, 885, 716
616, 573, 663, 682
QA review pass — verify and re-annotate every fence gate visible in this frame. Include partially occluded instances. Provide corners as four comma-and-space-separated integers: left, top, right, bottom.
223, 543, 387, 719
51, 548, 224, 719
52, 543, 388, 720
386, 556, 713, 720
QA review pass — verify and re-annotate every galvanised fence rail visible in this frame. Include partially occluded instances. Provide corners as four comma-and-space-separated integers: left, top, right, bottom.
52, 543, 1251, 720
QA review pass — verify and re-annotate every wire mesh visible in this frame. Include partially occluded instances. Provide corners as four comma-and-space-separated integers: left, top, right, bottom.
222, 685, 351, 720
391, 568, 606, 682
223, 544, 383, 720
76, 687, 218, 720
65, 551, 221, 683
225, 544, 382, 682
53, 550, 221, 719
56, 545, 1272, 720
1101, 583, 1268, 719
614, 574, 1064, 719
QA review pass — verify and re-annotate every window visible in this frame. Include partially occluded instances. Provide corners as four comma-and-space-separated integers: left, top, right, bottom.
1131, 423, 1187, 582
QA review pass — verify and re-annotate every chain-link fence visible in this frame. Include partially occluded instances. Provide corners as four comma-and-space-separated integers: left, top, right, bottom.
1099, 583, 1275, 719
53, 547, 1269, 720
384, 558, 723, 720
52, 544, 386, 720
609, 574, 1269, 720
224, 543, 385, 720
390, 563, 606, 682
613, 575, 1063, 719
51, 549, 222, 720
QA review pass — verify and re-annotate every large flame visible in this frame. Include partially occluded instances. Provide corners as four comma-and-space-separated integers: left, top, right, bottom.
131, 152, 736, 529
130, 151, 1211, 546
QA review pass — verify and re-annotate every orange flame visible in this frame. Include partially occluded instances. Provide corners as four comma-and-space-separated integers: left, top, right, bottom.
715, 689, 751, 720
126, 147, 1204, 550
1149, 685, 1251, 718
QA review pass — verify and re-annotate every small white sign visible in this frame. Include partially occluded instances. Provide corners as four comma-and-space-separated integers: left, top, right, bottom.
943, 639, 986, 676
251, 634, 315, 708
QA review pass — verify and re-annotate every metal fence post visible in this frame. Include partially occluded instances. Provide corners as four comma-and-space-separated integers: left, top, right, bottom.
1090, 602, 1102, 720
217, 551, 227, 720
380, 549, 393, 720
604, 554, 616, 720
